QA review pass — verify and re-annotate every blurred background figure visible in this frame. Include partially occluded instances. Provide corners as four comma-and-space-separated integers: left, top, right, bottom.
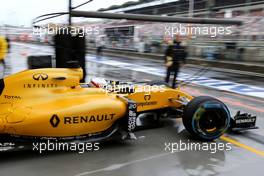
137, 37, 145, 53
5, 37, 10, 53
0, 35, 8, 79
96, 36, 105, 59
4, 36, 12, 76
165, 36, 187, 88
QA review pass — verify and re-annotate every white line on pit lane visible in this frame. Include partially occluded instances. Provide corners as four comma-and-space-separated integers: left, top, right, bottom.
74, 152, 172, 176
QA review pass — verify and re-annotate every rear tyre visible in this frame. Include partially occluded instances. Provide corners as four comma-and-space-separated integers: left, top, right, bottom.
182, 96, 230, 141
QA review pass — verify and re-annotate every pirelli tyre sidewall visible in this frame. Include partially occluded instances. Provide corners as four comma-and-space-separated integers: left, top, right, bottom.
183, 96, 230, 141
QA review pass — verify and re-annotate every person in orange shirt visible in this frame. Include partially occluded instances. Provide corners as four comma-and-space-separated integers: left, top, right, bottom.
0, 36, 8, 63
0, 36, 8, 77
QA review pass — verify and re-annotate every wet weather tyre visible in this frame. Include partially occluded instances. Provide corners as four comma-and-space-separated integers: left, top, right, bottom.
182, 96, 231, 141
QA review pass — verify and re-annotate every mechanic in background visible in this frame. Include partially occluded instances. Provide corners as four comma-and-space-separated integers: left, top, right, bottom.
96, 37, 105, 59
165, 36, 187, 88
0, 36, 8, 78
6, 37, 11, 53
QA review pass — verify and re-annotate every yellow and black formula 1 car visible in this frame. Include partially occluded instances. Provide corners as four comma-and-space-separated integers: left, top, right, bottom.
0, 67, 257, 150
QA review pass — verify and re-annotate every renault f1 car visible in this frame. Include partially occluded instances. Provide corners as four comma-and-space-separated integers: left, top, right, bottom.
0, 67, 257, 150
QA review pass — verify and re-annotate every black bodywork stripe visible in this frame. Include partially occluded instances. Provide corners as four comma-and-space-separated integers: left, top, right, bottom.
0, 79, 4, 96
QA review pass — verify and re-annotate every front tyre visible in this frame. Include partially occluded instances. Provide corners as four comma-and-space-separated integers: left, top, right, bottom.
182, 96, 230, 141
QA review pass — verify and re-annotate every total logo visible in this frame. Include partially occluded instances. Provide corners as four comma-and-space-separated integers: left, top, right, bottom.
50, 114, 116, 128
33, 73, 48, 81
4, 95, 22, 100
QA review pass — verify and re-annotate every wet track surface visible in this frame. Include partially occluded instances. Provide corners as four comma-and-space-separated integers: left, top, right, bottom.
0, 42, 263, 176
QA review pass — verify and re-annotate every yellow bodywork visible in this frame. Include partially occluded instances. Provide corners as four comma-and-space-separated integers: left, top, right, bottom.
0, 68, 192, 138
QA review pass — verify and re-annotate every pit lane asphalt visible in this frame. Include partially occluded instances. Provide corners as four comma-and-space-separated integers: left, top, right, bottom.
0, 42, 263, 176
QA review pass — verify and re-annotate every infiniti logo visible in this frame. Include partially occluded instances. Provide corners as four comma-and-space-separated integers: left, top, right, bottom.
33, 73, 48, 81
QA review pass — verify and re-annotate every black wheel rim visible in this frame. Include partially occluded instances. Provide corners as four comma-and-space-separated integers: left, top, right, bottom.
192, 102, 230, 139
